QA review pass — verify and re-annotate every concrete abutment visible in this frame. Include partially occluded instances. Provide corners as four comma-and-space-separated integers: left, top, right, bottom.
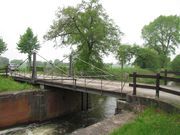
0, 89, 83, 129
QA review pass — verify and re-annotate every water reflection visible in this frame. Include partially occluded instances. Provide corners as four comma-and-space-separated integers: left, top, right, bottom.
0, 94, 117, 135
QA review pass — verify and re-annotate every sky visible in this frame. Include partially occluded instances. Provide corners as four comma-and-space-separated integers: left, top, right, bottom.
0, 0, 179, 63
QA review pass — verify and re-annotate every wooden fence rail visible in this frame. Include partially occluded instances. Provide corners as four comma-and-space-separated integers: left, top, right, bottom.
160, 70, 180, 85
129, 72, 180, 98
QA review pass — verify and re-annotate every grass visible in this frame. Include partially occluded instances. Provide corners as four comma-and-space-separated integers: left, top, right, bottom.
0, 76, 35, 92
110, 108, 180, 135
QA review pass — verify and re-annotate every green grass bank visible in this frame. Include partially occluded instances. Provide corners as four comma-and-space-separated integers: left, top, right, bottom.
110, 108, 180, 135
0, 76, 34, 92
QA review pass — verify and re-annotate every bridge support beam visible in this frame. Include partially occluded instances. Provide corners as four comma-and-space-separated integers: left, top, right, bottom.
32, 52, 37, 83
81, 92, 90, 111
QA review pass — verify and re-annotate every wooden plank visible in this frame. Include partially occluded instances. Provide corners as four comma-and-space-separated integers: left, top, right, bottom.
38, 78, 76, 81
129, 74, 156, 79
160, 87, 180, 96
161, 71, 180, 75
161, 76, 180, 82
129, 83, 156, 89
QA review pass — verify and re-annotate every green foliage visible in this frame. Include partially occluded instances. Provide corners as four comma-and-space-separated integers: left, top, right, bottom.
0, 56, 9, 68
111, 108, 180, 135
0, 37, 7, 55
134, 48, 160, 71
116, 45, 133, 69
142, 15, 180, 68
17, 27, 40, 67
44, 0, 122, 71
171, 55, 180, 72
10, 59, 23, 65
0, 76, 34, 92
36, 66, 44, 72
106, 66, 156, 84
36, 61, 45, 67
54, 59, 61, 66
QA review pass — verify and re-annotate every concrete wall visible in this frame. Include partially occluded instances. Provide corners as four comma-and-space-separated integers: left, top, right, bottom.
116, 94, 180, 113
0, 90, 82, 129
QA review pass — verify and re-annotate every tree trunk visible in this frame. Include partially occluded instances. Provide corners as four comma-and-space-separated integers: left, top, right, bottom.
121, 60, 124, 70
28, 53, 32, 70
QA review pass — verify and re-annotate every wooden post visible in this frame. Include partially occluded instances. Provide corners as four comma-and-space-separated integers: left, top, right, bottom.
85, 78, 86, 88
68, 54, 73, 77
133, 72, 137, 95
101, 75, 103, 90
164, 69, 167, 85
81, 92, 89, 111
32, 52, 37, 83
86, 93, 89, 110
156, 73, 160, 98
5, 66, 8, 77
73, 79, 77, 89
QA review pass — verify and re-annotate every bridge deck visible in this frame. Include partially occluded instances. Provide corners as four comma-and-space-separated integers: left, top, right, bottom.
12, 74, 180, 108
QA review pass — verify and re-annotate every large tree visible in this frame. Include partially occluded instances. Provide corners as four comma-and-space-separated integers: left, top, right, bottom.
142, 15, 180, 68
44, 0, 122, 71
0, 37, 7, 55
17, 27, 40, 68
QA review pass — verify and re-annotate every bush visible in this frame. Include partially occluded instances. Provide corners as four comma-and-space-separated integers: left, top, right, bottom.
171, 55, 180, 72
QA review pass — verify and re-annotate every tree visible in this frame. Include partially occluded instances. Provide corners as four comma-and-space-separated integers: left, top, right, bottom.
17, 27, 40, 68
0, 57, 9, 68
142, 15, 180, 67
134, 48, 160, 70
0, 37, 7, 55
44, 0, 122, 71
171, 55, 180, 72
116, 44, 133, 69
54, 59, 61, 66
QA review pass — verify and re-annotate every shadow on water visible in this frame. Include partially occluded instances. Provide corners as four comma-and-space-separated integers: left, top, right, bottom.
0, 94, 117, 135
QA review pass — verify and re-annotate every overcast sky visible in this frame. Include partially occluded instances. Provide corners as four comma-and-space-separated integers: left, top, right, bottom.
0, 0, 179, 63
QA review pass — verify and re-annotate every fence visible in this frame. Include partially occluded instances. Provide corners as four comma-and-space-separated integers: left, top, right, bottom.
129, 72, 180, 98
160, 70, 180, 85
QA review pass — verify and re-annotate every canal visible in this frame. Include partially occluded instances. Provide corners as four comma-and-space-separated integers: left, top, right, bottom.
0, 94, 117, 135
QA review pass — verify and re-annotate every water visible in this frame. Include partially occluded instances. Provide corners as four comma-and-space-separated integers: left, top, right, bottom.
0, 94, 117, 135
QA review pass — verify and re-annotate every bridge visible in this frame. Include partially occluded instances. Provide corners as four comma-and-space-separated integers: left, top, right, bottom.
3, 52, 180, 108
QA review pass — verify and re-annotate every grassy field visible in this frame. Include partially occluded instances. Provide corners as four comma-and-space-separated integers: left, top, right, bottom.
110, 108, 180, 135
0, 76, 35, 92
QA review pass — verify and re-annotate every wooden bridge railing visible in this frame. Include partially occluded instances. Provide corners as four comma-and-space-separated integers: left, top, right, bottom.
129, 72, 180, 98
160, 70, 180, 85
